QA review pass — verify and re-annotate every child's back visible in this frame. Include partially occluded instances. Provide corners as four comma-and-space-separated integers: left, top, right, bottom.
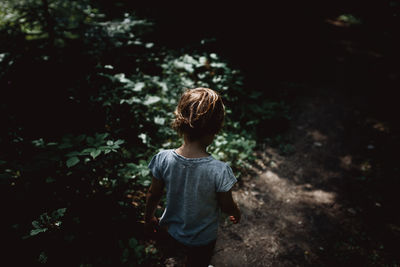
149, 149, 236, 246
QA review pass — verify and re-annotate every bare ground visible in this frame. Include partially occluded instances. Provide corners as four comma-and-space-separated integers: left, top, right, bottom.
211, 85, 400, 267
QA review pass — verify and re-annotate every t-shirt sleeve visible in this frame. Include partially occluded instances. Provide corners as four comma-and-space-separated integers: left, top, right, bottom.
216, 164, 237, 192
148, 153, 162, 180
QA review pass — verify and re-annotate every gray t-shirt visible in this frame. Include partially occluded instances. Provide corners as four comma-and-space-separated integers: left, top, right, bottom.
148, 149, 237, 246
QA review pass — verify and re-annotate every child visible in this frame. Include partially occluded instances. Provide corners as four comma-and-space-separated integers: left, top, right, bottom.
144, 87, 241, 266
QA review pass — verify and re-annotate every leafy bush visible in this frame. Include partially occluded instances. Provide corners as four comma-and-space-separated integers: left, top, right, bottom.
1, 2, 289, 265
28, 208, 67, 237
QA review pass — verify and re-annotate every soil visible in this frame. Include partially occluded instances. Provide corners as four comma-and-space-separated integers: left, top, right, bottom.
210, 85, 400, 266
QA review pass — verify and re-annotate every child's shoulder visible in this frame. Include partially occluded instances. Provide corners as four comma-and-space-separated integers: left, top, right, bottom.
208, 157, 228, 166
207, 158, 233, 172
152, 149, 174, 159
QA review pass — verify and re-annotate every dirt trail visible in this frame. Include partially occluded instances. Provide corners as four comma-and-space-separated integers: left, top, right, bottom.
211, 85, 400, 266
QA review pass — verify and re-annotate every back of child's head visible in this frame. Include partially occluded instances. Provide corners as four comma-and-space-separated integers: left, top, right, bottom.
172, 87, 225, 140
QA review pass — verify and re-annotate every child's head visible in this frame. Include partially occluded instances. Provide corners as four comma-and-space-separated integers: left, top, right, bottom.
172, 87, 225, 141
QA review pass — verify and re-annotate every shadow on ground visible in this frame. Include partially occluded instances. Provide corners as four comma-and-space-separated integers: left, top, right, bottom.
211, 85, 400, 266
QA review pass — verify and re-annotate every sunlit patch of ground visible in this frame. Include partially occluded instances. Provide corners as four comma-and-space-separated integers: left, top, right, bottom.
212, 147, 342, 266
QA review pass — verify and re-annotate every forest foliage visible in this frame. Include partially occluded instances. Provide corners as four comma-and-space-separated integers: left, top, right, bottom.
0, 0, 290, 265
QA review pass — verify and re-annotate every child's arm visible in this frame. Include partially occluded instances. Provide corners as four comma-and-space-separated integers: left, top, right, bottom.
217, 189, 241, 224
144, 177, 165, 231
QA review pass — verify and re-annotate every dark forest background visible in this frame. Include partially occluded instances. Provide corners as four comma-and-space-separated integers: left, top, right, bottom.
1, 1, 399, 266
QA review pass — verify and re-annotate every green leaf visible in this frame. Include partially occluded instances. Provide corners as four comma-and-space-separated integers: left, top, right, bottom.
141, 179, 151, 187
139, 160, 147, 165
86, 136, 95, 145
46, 142, 58, 146
143, 96, 161, 105
30, 228, 48, 236
97, 133, 109, 140
106, 140, 114, 146
45, 176, 55, 183
58, 142, 73, 149
90, 149, 101, 159
80, 148, 96, 155
128, 238, 138, 248
52, 208, 67, 219
154, 116, 165, 125
114, 139, 125, 145
32, 220, 41, 229
140, 169, 150, 177
66, 157, 80, 168
40, 213, 50, 222
229, 149, 239, 154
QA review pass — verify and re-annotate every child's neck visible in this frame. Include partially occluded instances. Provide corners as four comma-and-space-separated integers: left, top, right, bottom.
176, 135, 212, 158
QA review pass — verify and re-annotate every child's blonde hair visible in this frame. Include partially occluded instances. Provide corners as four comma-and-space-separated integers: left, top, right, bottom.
172, 88, 225, 140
